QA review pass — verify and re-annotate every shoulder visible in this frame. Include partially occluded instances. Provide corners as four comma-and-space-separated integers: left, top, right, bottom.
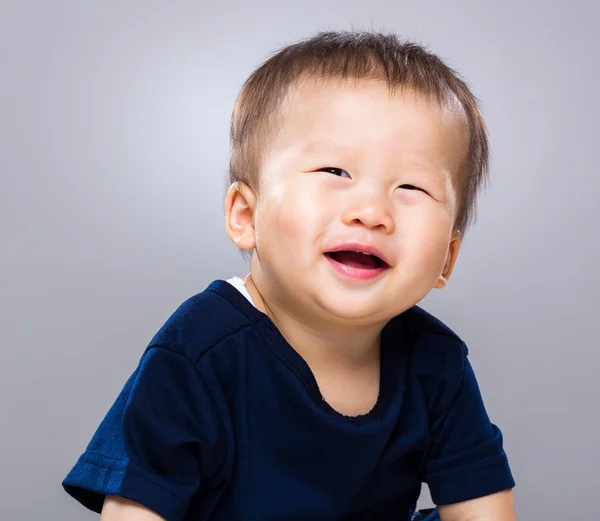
390, 305, 469, 411
146, 280, 257, 363
399, 304, 468, 359
401, 305, 464, 343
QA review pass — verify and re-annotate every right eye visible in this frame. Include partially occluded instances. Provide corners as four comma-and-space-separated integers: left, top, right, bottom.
318, 167, 351, 178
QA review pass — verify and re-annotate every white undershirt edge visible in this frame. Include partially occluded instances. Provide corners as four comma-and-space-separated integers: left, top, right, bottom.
226, 276, 256, 307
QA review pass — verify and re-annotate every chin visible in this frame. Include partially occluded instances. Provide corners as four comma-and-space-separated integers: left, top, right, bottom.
317, 281, 432, 324
315, 294, 394, 325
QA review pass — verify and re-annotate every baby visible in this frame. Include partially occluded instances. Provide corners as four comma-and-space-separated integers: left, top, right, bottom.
63, 31, 516, 521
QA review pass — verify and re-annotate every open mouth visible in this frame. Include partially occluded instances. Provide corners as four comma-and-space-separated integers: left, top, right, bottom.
324, 250, 388, 270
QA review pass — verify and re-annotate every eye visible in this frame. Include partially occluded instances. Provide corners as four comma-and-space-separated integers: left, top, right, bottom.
399, 184, 427, 193
318, 167, 351, 178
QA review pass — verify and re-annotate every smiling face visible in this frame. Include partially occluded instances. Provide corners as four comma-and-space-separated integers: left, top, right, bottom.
228, 78, 469, 328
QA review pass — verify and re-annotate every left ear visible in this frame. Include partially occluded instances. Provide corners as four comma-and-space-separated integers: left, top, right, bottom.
434, 231, 462, 289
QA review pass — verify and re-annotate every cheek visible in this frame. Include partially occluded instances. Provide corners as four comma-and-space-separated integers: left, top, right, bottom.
399, 206, 452, 265
255, 179, 327, 252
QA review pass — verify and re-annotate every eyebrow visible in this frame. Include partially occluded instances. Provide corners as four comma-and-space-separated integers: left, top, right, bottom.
299, 141, 352, 155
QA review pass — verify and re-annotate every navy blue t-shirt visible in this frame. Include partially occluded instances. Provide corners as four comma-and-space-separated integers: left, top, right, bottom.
62, 280, 514, 520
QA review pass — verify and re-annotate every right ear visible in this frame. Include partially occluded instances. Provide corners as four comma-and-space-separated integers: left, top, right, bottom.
224, 181, 257, 251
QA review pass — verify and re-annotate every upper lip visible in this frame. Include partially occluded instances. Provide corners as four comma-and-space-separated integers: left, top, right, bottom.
324, 242, 392, 266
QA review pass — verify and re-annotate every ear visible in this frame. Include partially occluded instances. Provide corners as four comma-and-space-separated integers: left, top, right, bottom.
225, 182, 257, 251
434, 231, 462, 289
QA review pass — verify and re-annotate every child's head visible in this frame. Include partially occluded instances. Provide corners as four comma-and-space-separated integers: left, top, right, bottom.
225, 31, 488, 327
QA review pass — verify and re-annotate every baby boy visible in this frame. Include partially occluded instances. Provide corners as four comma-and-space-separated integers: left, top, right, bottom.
63, 31, 516, 521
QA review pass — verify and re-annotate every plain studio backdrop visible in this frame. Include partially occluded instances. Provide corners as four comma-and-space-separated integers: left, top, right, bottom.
1, 1, 598, 519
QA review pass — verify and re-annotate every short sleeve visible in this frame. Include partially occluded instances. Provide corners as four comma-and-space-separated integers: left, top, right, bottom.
422, 340, 515, 506
62, 346, 225, 521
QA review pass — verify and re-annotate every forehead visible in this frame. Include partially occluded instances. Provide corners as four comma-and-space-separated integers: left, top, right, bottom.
268, 78, 469, 175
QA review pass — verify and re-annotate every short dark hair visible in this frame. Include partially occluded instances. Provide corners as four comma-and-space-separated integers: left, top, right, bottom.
228, 30, 489, 234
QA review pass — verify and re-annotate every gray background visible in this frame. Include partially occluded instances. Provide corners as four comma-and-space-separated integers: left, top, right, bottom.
1, 1, 598, 519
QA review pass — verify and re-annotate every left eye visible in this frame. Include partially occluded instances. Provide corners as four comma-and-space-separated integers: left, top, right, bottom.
318, 167, 351, 178
399, 184, 426, 193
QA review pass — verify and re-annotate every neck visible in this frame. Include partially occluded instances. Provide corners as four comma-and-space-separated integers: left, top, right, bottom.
244, 273, 383, 371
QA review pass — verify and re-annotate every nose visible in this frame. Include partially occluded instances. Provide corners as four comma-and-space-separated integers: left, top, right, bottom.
341, 188, 395, 233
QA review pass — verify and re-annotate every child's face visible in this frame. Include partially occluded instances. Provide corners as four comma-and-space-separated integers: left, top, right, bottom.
243, 79, 467, 325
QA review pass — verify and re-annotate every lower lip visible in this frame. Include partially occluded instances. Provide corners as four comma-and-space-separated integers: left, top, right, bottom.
325, 254, 389, 281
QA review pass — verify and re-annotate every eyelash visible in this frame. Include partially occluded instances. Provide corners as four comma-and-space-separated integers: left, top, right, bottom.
399, 184, 424, 192
318, 167, 427, 194
318, 167, 351, 178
